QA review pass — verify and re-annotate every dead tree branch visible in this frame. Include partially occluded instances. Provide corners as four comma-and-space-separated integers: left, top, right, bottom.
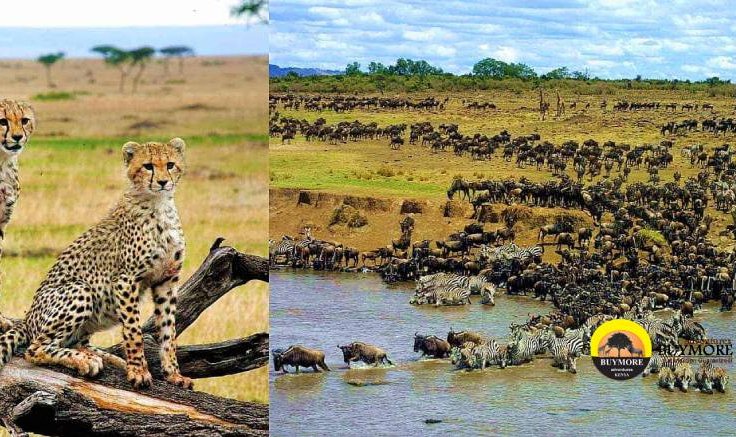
0, 239, 269, 436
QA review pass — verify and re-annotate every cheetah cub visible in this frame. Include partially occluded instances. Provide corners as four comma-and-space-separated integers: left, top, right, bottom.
0, 138, 191, 389
0, 99, 35, 241
0, 99, 35, 331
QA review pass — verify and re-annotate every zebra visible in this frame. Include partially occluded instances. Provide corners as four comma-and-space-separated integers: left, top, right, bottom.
636, 316, 679, 351
695, 360, 729, 393
643, 350, 683, 377
417, 273, 491, 295
508, 328, 548, 365
674, 361, 695, 392
450, 342, 477, 369
412, 284, 471, 306
545, 334, 584, 373
679, 318, 707, 340
583, 314, 614, 332
434, 285, 472, 306
480, 283, 496, 305
558, 326, 591, 355
479, 243, 540, 267
270, 236, 295, 266
469, 338, 507, 369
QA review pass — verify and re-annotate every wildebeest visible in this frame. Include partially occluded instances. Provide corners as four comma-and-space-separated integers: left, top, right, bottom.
446, 328, 486, 347
338, 342, 394, 366
413, 333, 451, 358
272, 345, 330, 373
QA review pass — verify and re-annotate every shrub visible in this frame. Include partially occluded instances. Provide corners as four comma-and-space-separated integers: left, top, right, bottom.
33, 91, 74, 101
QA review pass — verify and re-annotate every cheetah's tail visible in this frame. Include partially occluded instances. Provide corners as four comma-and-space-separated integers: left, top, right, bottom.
0, 324, 28, 368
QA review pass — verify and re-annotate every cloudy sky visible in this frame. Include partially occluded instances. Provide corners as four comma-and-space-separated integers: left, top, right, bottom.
271, 0, 736, 80
0, 0, 267, 58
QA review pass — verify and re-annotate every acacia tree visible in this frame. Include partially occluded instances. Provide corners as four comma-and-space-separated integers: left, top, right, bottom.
91, 45, 131, 92
159, 46, 194, 75
345, 62, 361, 76
37, 52, 65, 88
129, 46, 156, 93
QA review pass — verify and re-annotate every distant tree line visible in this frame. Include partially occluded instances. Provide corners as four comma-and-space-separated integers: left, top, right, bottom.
35, 45, 195, 93
271, 56, 734, 96
90, 45, 194, 92
336, 57, 731, 86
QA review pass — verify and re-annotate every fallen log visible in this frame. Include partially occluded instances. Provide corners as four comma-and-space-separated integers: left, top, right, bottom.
0, 238, 269, 436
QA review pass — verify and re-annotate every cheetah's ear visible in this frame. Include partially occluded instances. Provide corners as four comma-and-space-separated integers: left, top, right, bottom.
169, 137, 186, 153
122, 141, 140, 165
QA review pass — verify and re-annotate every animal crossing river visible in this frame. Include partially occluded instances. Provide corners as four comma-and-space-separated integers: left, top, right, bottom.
270, 270, 735, 435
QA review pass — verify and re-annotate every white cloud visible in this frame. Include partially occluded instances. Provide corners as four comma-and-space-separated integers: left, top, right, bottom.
707, 56, 736, 69
1, 0, 241, 27
309, 7, 342, 19
430, 45, 457, 57
493, 46, 519, 63
402, 28, 450, 42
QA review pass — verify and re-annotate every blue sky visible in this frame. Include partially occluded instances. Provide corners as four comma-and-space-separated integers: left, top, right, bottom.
271, 0, 736, 80
0, 0, 267, 58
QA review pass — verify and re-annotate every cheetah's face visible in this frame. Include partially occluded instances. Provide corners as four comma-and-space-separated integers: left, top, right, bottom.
123, 138, 186, 196
0, 99, 35, 156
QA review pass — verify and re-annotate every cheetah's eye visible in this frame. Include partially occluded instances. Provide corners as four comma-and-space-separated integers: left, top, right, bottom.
21, 118, 30, 125
0, 119, 7, 127
143, 163, 154, 171
166, 162, 175, 170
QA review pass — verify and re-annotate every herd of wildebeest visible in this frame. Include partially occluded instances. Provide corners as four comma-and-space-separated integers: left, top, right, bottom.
270, 93, 733, 393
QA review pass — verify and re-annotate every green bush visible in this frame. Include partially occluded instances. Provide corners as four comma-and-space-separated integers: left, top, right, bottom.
33, 91, 75, 101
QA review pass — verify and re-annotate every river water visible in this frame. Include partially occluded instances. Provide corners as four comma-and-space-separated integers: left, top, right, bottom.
270, 270, 735, 436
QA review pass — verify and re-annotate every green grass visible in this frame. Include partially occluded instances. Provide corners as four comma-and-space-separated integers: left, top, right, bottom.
32, 91, 76, 101
270, 151, 444, 197
33, 133, 268, 149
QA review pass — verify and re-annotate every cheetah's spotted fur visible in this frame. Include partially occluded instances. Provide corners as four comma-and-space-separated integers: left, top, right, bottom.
0, 138, 192, 390
0, 99, 36, 330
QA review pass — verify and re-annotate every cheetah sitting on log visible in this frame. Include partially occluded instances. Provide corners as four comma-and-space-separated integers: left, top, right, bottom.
0, 138, 192, 390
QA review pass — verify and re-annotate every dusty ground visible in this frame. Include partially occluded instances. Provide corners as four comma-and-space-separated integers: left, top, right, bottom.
0, 56, 268, 404
270, 88, 736, 253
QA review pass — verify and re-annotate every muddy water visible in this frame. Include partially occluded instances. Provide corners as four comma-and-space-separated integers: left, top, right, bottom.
270, 270, 735, 436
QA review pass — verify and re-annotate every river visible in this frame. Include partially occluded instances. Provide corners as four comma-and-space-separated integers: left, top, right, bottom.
270, 270, 735, 436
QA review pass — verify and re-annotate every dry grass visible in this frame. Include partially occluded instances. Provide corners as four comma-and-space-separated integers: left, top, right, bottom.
271, 88, 736, 255
0, 56, 268, 405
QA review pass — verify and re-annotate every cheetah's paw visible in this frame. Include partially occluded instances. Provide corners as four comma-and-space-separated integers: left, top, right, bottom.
127, 365, 152, 389
166, 373, 193, 390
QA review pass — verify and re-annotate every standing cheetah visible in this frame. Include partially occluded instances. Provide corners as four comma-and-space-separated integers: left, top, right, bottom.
0, 138, 192, 390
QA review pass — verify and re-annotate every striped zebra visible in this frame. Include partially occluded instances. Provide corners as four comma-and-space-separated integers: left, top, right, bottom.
508, 329, 548, 365
558, 326, 591, 355
636, 316, 679, 351
434, 285, 472, 306
642, 351, 683, 377
545, 334, 584, 373
583, 314, 614, 332
412, 284, 471, 306
483, 243, 544, 262
270, 236, 295, 265
469, 338, 507, 369
695, 360, 729, 393
674, 361, 695, 392
679, 318, 707, 340
450, 342, 477, 369
418, 273, 492, 296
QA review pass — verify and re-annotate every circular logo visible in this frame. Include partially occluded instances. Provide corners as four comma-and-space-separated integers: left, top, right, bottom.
591, 319, 652, 380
